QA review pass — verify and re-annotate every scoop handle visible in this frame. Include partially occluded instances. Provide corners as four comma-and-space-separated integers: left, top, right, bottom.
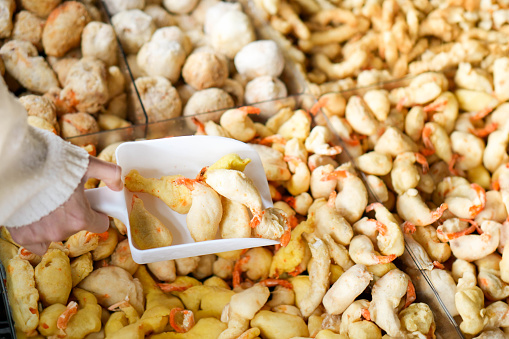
85, 187, 128, 225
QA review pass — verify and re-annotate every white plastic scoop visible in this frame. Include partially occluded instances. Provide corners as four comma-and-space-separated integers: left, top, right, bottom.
85, 135, 278, 264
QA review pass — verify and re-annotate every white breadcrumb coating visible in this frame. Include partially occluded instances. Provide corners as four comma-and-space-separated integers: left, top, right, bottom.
112, 9, 155, 54
234, 40, 285, 79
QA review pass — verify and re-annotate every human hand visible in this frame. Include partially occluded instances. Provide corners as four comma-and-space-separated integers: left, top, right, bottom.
9, 157, 123, 256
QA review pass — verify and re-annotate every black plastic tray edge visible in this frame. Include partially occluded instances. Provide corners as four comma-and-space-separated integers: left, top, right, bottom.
0, 262, 16, 339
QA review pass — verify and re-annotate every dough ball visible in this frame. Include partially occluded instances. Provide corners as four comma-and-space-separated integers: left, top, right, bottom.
81, 21, 118, 67
112, 9, 155, 54
151, 26, 192, 55
234, 40, 285, 79
183, 87, 233, 125
103, 0, 145, 16
203, 1, 241, 36
60, 112, 99, 138
11, 10, 44, 51
182, 48, 228, 90
42, 1, 91, 57
245, 76, 295, 118
137, 37, 186, 84
209, 10, 255, 59
144, 4, 175, 28
134, 76, 182, 123
0, 0, 14, 39
60, 57, 109, 114
20, 0, 61, 18
162, 0, 199, 14
19, 95, 57, 127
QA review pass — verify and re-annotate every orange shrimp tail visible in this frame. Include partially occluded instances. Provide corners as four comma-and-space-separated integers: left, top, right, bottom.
421, 127, 435, 155
191, 117, 206, 135
420, 147, 436, 156
344, 133, 367, 146
403, 221, 416, 234
369, 219, 388, 236
280, 227, 292, 247
170, 308, 195, 333
57, 301, 78, 330
259, 135, 287, 146
283, 196, 296, 208
448, 154, 461, 176
376, 254, 397, 264
414, 153, 429, 174
157, 283, 193, 292
429, 203, 448, 223
271, 189, 283, 202
309, 97, 329, 116
469, 123, 498, 138
232, 270, 241, 289
283, 155, 302, 164
107, 298, 131, 311
460, 218, 483, 234
322, 170, 348, 181
423, 99, 447, 112
288, 215, 299, 229
344, 137, 360, 146
396, 98, 406, 112
404, 281, 416, 309
433, 261, 445, 269
239, 106, 261, 115
249, 211, 264, 229
437, 224, 477, 241
469, 107, 493, 121
327, 191, 337, 207
361, 309, 371, 321
288, 265, 305, 277
258, 278, 293, 289
233, 256, 250, 289
469, 183, 486, 217
366, 202, 383, 213
321, 145, 343, 156
492, 180, 500, 191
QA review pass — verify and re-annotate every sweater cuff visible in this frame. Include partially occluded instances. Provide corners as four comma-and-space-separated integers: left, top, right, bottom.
4, 128, 90, 227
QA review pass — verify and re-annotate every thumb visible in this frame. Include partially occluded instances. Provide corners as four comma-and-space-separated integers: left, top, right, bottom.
24, 242, 50, 257
85, 156, 123, 191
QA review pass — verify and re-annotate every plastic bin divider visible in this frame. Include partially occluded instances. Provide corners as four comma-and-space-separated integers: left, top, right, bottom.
100, 0, 149, 137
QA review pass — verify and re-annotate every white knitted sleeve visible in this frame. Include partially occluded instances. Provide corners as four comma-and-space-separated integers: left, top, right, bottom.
0, 78, 90, 227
